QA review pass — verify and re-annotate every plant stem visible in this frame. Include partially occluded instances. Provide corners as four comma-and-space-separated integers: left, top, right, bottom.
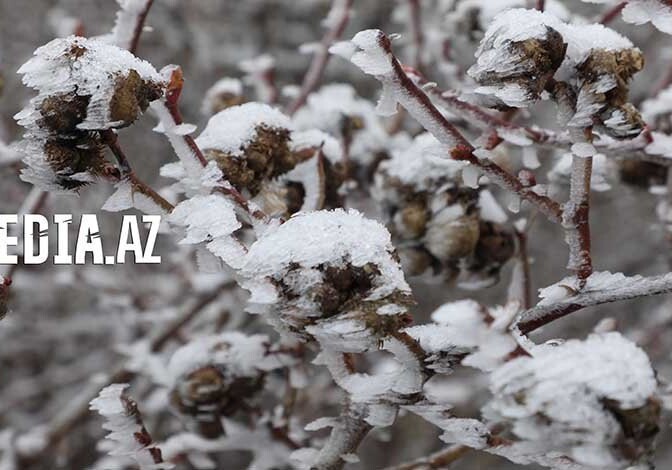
287, 0, 353, 116
600, 1, 626, 25
563, 152, 593, 284
129, 0, 155, 55
383, 444, 471, 470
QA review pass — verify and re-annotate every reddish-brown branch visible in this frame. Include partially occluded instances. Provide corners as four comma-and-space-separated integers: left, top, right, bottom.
536, 0, 546, 11
129, 0, 155, 55
408, 0, 425, 72
100, 129, 175, 213
287, 0, 353, 116
383, 444, 471, 470
514, 230, 533, 310
563, 153, 593, 284
162, 67, 267, 220
120, 390, 166, 464
516, 273, 672, 334
600, 1, 626, 24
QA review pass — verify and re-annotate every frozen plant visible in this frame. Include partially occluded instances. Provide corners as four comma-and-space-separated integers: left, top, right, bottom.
5, 1, 672, 469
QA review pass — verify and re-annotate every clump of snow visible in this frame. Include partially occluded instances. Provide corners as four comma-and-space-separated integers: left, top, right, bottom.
167, 194, 245, 269
195, 102, 292, 158
484, 332, 659, 468
201, 77, 244, 115
167, 332, 278, 384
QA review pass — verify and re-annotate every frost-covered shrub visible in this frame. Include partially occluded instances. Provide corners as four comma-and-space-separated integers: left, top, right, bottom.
6, 1, 672, 469
241, 209, 412, 344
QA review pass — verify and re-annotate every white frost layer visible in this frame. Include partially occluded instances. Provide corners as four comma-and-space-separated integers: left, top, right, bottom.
196, 102, 291, 157
105, 0, 153, 50
376, 133, 465, 191
201, 77, 244, 115
168, 194, 245, 268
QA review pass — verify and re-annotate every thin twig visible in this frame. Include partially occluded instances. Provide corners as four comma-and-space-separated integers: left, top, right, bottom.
383, 444, 471, 470
513, 229, 532, 310
100, 129, 175, 213
600, 1, 626, 25
129, 0, 155, 55
313, 401, 373, 470
563, 152, 593, 284
536, 0, 546, 11
359, 38, 564, 223
407, 0, 424, 72
515, 273, 672, 334
287, 0, 353, 116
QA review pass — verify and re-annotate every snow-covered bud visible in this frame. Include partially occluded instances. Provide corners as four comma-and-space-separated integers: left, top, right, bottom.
201, 77, 245, 116
472, 9, 645, 138
374, 133, 513, 287
17, 36, 164, 132
167, 333, 273, 438
484, 333, 660, 469
15, 36, 164, 191
468, 9, 566, 108
195, 102, 297, 197
241, 209, 412, 344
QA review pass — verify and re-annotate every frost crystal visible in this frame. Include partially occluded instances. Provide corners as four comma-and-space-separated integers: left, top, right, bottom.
167, 194, 244, 268
484, 333, 659, 469
106, 0, 154, 50
90, 384, 173, 469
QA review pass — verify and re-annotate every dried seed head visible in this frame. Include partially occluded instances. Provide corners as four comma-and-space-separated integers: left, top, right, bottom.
40, 134, 106, 190
202, 78, 245, 115
38, 93, 90, 134
170, 365, 265, 438
619, 160, 667, 188
109, 69, 164, 126
241, 209, 412, 342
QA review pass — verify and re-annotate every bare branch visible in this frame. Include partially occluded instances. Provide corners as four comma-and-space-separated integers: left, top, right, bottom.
563, 152, 593, 284
600, 1, 627, 25
382, 444, 471, 470
515, 273, 672, 334
287, 0, 353, 116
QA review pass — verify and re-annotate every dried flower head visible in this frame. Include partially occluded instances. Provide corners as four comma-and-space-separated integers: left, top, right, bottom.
201, 77, 245, 116
15, 36, 164, 191
484, 333, 660, 469
167, 333, 274, 438
196, 102, 300, 196
374, 133, 513, 286
241, 209, 413, 343
471, 9, 645, 137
